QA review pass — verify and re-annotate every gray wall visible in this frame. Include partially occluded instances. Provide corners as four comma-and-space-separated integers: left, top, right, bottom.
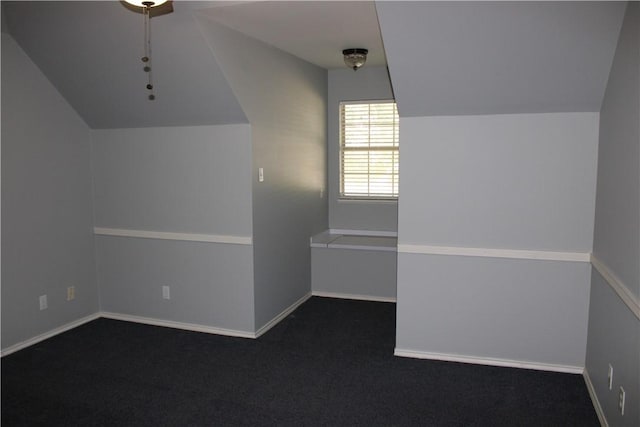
1, 33, 99, 349
586, 3, 640, 426
587, 273, 639, 427
397, 254, 591, 367
328, 67, 397, 232
396, 112, 599, 368
92, 125, 253, 236
591, 3, 639, 298
312, 247, 397, 300
399, 113, 599, 251
95, 237, 255, 332
92, 124, 256, 332
196, 17, 328, 330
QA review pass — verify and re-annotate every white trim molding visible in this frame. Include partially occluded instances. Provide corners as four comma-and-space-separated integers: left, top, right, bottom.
2, 296, 321, 356
1, 313, 101, 357
101, 312, 256, 339
394, 348, 584, 374
94, 227, 252, 245
255, 292, 312, 338
397, 244, 590, 263
311, 231, 397, 252
583, 368, 608, 427
591, 254, 640, 321
329, 228, 397, 237
312, 291, 396, 303
327, 243, 397, 253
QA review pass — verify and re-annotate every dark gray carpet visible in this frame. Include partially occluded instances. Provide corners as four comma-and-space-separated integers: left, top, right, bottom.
2, 297, 598, 426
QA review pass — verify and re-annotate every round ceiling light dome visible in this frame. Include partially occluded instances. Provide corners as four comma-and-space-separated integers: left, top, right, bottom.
342, 48, 368, 71
123, 0, 168, 8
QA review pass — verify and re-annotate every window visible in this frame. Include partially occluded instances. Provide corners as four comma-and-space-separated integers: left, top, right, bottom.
340, 101, 399, 199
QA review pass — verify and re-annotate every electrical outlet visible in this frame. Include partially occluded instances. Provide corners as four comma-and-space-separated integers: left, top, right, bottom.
619, 386, 625, 415
162, 285, 170, 300
39, 295, 48, 310
608, 364, 613, 390
258, 167, 264, 182
67, 286, 75, 301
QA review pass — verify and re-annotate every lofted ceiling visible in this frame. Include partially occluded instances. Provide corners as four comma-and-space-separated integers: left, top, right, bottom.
2, 0, 384, 129
2, 1, 249, 129
1, 1, 628, 128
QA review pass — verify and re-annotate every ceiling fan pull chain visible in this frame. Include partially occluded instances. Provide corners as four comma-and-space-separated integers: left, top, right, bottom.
125, 0, 167, 100
142, 6, 149, 64
147, 7, 155, 100
140, 4, 155, 100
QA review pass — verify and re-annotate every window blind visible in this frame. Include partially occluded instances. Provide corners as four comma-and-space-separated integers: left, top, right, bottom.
340, 101, 399, 199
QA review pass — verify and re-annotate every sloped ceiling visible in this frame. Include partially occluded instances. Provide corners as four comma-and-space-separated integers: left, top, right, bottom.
2, 1, 248, 129
2, 1, 628, 126
375, 1, 626, 117
2, 1, 386, 129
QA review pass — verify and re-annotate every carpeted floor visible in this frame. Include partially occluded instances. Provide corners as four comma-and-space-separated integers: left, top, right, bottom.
2, 297, 599, 426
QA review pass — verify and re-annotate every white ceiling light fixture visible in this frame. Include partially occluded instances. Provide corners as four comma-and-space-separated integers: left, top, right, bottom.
342, 48, 368, 71
123, 0, 172, 100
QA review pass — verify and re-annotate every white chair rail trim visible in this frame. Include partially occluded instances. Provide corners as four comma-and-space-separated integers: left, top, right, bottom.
591, 254, 640, 321
397, 244, 590, 262
329, 228, 397, 237
94, 227, 252, 245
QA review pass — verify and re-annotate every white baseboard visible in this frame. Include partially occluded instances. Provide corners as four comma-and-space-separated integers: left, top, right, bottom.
1, 312, 101, 357
312, 291, 396, 303
394, 348, 584, 374
2, 296, 318, 356
583, 368, 608, 427
254, 292, 312, 338
101, 312, 256, 339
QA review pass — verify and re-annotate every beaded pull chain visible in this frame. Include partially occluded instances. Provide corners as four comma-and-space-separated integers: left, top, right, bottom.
141, 2, 155, 100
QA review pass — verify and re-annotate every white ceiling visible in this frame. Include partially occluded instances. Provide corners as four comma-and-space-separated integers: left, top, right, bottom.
198, 1, 386, 69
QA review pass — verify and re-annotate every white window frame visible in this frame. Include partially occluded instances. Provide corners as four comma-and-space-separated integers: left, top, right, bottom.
339, 100, 399, 200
